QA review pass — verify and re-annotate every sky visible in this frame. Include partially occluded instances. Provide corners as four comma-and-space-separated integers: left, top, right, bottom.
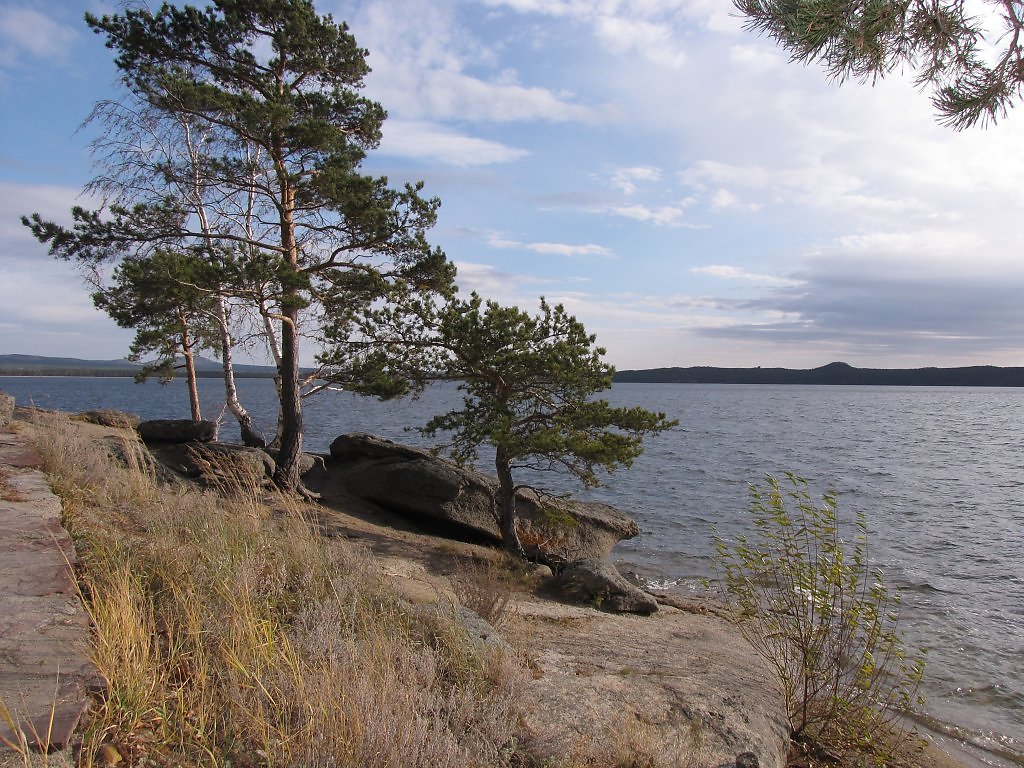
3, 1, 1024, 370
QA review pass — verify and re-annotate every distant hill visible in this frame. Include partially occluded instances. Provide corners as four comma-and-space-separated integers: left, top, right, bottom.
0, 354, 276, 378
6, 355, 1024, 386
613, 361, 1024, 387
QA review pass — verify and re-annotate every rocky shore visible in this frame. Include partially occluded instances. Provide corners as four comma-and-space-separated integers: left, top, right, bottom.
0, 400, 970, 767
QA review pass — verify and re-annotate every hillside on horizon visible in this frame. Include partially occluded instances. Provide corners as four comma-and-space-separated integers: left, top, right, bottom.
0, 353, 276, 378
4, 355, 1024, 386
613, 360, 1024, 387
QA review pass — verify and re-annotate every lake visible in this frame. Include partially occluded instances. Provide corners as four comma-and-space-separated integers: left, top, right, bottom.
2, 376, 1021, 766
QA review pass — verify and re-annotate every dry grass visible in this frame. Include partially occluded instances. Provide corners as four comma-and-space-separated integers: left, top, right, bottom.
26, 413, 525, 768
531, 713, 711, 768
449, 555, 519, 627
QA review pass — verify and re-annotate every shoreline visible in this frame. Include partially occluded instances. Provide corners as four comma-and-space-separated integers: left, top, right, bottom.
0, 393, 1007, 765
0, 399, 991, 765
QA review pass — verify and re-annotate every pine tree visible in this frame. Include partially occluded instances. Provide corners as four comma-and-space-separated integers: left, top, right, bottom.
421, 294, 677, 554
736, 0, 1024, 129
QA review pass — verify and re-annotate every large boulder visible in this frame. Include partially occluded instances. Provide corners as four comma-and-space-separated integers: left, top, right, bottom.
550, 558, 658, 615
322, 433, 640, 565
78, 409, 140, 429
138, 419, 217, 444
148, 442, 275, 488
0, 390, 13, 427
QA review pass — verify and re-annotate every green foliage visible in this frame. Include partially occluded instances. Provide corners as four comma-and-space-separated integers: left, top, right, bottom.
735, 0, 1024, 129
93, 250, 218, 381
425, 294, 674, 483
714, 473, 926, 765
422, 293, 676, 552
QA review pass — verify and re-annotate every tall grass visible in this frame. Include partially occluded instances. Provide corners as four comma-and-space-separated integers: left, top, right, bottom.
28, 413, 523, 767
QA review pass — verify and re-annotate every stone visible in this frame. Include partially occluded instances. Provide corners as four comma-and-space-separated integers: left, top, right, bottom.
96, 743, 124, 765
440, 604, 512, 653
0, 391, 13, 427
550, 558, 658, 615
147, 442, 274, 487
137, 419, 217, 444
0, 435, 99, 751
736, 752, 760, 768
77, 409, 140, 429
320, 433, 640, 565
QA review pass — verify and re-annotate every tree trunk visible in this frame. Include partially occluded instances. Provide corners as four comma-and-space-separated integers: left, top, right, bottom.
259, 299, 286, 451
215, 293, 265, 448
273, 304, 302, 489
495, 449, 524, 555
179, 310, 202, 422
271, 164, 302, 489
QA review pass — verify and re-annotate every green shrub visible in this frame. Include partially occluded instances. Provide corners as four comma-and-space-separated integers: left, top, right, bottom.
714, 473, 926, 765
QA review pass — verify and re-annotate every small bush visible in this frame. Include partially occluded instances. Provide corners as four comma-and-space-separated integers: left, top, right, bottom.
714, 473, 926, 766
450, 555, 516, 626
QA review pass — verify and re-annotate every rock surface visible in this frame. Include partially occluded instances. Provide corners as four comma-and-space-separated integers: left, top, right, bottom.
551, 557, 659, 615
138, 419, 217, 444
77, 409, 140, 429
0, 431, 99, 752
147, 442, 275, 487
321, 433, 639, 565
512, 598, 790, 768
310, 492, 791, 768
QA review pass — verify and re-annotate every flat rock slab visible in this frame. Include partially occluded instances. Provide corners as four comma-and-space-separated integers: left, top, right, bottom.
510, 595, 790, 768
0, 431, 98, 752
0, 431, 43, 469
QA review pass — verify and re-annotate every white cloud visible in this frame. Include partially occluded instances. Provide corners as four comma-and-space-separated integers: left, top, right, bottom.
349, 0, 603, 124
594, 15, 687, 70
487, 233, 613, 257
0, 6, 77, 67
0, 182, 86, 242
423, 71, 600, 123
452, 260, 559, 304
379, 120, 530, 166
609, 165, 662, 194
603, 203, 698, 227
691, 264, 802, 287
482, 0, 693, 69
710, 188, 760, 212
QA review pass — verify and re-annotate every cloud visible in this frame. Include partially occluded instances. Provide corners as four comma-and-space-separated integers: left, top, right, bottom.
0, 181, 86, 242
690, 263, 1024, 365
482, 0, 696, 68
379, 120, 530, 166
0, 5, 78, 67
593, 15, 687, 70
710, 188, 760, 212
349, 0, 604, 124
608, 165, 662, 194
486, 233, 613, 257
691, 264, 802, 287
452, 260, 561, 304
602, 203, 699, 227
412, 71, 602, 123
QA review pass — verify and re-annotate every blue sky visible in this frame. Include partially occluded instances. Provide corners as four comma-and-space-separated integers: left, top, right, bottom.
4, 0, 1024, 370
